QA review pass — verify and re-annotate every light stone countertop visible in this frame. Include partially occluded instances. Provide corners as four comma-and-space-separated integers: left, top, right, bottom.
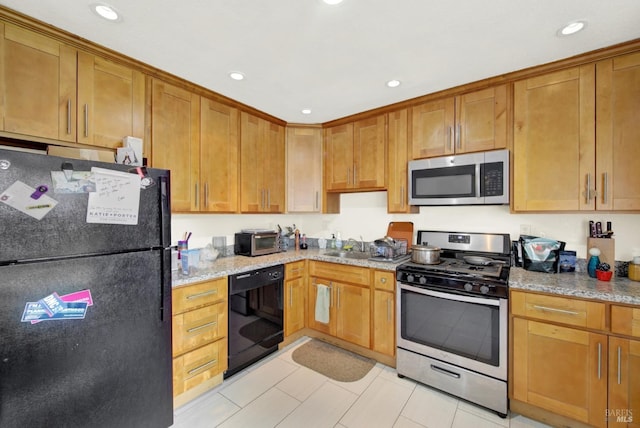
171, 249, 401, 288
172, 250, 640, 306
509, 267, 640, 305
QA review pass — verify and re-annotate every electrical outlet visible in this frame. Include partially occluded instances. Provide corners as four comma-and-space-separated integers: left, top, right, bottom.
520, 224, 531, 235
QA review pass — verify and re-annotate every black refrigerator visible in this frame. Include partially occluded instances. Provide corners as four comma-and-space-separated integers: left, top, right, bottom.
0, 148, 173, 428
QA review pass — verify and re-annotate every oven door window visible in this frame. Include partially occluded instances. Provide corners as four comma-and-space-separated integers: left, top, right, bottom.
254, 236, 277, 251
411, 164, 476, 199
400, 289, 500, 367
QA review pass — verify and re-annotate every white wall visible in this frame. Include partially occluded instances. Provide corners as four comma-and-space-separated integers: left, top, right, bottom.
173, 191, 640, 261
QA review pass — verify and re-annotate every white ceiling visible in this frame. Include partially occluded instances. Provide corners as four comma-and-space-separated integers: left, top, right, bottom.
2, 0, 640, 124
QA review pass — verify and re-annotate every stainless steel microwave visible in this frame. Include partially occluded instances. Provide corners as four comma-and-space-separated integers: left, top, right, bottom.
408, 149, 509, 206
234, 231, 281, 256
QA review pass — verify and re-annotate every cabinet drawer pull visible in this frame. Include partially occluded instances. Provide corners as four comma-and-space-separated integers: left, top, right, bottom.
532, 305, 579, 316
289, 286, 293, 307
380, 277, 387, 284
187, 358, 218, 375
617, 346, 622, 385
187, 320, 218, 333
186, 289, 218, 300
597, 342, 602, 379
430, 364, 461, 379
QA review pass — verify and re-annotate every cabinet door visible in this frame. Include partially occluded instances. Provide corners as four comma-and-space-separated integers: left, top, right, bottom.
335, 283, 370, 348
353, 115, 386, 189
387, 109, 418, 213
308, 278, 334, 335
513, 66, 596, 211
512, 317, 607, 427
410, 98, 455, 159
0, 23, 76, 142
240, 112, 263, 212
285, 276, 306, 337
324, 123, 354, 190
608, 337, 640, 428
373, 289, 395, 356
151, 80, 200, 212
287, 126, 322, 212
264, 121, 285, 213
596, 52, 640, 211
77, 52, 145, 149
457, 85, 508, 154
200, 98, 239, 212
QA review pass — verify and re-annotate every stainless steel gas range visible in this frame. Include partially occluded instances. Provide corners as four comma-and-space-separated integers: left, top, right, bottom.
396, 230, 511, 417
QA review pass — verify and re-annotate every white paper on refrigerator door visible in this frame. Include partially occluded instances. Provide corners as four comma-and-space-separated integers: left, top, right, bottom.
86, 167, 141, 225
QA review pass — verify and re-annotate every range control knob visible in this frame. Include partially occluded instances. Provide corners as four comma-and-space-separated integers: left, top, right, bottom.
407, 274, 415, 283
480, 285, 490, 294
419, 276, 427, 284
464, 283, 474, 292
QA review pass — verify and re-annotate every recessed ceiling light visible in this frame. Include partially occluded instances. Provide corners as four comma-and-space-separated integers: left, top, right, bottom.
92, 3, 120, 21
558, 21, 586, 36
301, 109, 312, 115
323, 0, 344, 5
229, 72, 245, 81
386, 79, 401, 88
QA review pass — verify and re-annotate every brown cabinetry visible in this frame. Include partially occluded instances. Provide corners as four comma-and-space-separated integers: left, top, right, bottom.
240, 112, 285, 213
324, 115, 386, 192
172, 277, 228, 407
308, 261, 371, 348
387, 109, 418, 213
411, 85, 507, 159
514, 52, 640, 212
372, 270, 395, 356
511, 290, 640, 428
284, 261, 306, 336
286, 126, 322, 212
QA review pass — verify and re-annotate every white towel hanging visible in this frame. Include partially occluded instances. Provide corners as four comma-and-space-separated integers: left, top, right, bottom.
315, 283, 330, 324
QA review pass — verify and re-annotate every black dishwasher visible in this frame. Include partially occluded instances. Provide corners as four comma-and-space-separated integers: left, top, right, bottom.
226, 264, 284, 378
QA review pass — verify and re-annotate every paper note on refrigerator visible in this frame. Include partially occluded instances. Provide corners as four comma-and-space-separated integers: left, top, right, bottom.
86, 167, 141, 225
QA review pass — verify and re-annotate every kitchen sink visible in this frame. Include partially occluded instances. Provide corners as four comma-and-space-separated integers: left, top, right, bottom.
323, 251, 371, 260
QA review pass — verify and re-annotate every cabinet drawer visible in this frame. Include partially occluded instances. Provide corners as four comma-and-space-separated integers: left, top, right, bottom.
173, 339, 227, 396
285, 260, 305, 279
611, 305, 640, 338
173, 301, 228, 356
373, 270, 395, 291
173, 277, 227, 314
511, 291, 606, 330
309, 261, 370, 286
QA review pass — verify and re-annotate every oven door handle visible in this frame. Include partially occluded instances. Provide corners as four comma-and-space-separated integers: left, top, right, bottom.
399, 283, 500, 307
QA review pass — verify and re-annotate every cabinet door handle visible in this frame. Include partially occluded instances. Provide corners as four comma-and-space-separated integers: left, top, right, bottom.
532, 305, 579, 316
448, 127, 453, 151
187, 358, 218, 376
401, 185, 405, 208
597, 342, 602, 379
186, 289, 218, 300
380, 277, 387, 284
83, 104, 89, 138
194, 182, 199, 208
387, 298, 391, 322
204, 182, 209, 208
456, 124, 461, 150
66, 99, 72, 135
617, 346, 622, 385
315, 191, 319, 211
585, 173, 592, 203
353, 164, 357, 185
187, 320, 218, 333
347, 168, 351, 185
603, 172, 609, 204
336, 284, 340, 308
267, 189, 270, 209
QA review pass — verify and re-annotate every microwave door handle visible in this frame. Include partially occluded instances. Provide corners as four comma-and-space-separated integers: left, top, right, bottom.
476, 163, 481, 198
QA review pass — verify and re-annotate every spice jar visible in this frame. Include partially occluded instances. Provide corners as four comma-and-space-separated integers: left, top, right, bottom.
629, 257, 640, 282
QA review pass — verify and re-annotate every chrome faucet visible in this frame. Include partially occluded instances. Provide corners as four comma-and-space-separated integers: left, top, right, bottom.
346, 236, 366, 252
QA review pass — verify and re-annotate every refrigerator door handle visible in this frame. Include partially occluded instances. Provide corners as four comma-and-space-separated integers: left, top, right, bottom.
160, 174, 171, 248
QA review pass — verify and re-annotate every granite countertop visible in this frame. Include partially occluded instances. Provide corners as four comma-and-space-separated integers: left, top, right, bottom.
172, 249, 401, 288
509, 267, 640, 305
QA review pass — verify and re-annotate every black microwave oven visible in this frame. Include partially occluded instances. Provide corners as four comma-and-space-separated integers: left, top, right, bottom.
408, 149, 509, 206
234, 230, 281, 256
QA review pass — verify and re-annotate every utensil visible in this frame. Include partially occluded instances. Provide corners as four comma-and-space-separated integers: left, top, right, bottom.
411, 245, 441, 264
463, 255, 505, 266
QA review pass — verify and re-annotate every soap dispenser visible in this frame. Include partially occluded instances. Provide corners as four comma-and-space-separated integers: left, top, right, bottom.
335, 232, 343, 250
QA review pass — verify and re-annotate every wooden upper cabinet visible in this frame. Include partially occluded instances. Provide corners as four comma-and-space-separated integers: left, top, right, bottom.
287, 126, 322, 213
151, 79, 200, 212
200, 98, 239, 212
410, 85, 507, 159
0, 23, 77, 142
596, 52, 640, 211
240, 112, 285, 213
324, 123, 354, 191
353, 114, 386, 189
387, 108, 418, 213
77, 51, 145, 149
513, 66, 596, 211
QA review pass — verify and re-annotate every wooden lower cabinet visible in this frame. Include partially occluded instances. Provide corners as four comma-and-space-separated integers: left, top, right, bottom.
172, 277, 228, 407
372, 270, 395, 356
284, 261, 306, 336
512, 291, 640, 428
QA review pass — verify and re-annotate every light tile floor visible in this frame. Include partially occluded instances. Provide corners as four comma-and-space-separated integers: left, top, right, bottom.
172, 337, 551, 428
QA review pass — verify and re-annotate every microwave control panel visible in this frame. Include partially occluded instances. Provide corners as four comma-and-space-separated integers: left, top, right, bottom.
481, 162, 504, 197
